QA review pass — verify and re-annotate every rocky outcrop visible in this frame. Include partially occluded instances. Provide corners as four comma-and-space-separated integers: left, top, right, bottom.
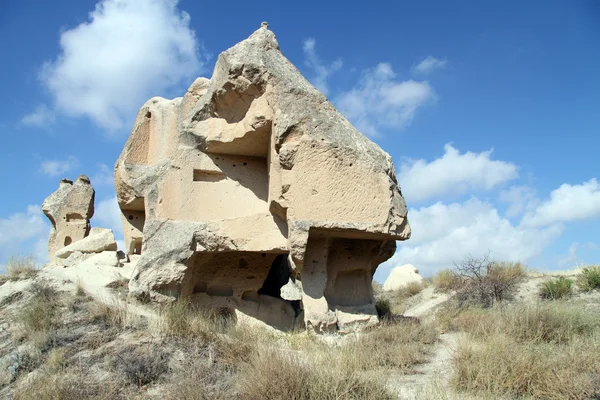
55, 228, 118, 259
42, 175, 95, 262
115, 24, 411, 332
383, 264, 424, 291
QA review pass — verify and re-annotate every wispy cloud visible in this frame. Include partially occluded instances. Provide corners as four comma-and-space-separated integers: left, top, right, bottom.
25, 0, 205, 132
0, 205, 50, 266
411, 56, 447, 75
21, 104, 56, 127
39, 156, 79, 177
302, 38, 343, 96
336, 63, 434, 136
91, 163, 114, 186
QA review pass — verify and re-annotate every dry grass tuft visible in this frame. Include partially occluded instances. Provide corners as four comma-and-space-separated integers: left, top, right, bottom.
447, 302, 600, 399
442, 302, 597, 344
453, 333, 600, 400
86, 300, 144, 330
17, 281, 60, 339
433, 269, 463, 292
6, 255, 39, 281
343, 321, 438, 371
239, 346, 395, 400
14, 371, 122, 400
164, 349, 236, 400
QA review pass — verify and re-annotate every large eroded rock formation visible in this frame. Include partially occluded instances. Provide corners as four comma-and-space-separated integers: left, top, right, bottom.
42, 175, 95, 262
115, 24, 411, 332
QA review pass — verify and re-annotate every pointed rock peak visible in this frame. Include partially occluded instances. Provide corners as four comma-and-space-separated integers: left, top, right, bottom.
76, 174, 91, 185
59, 178, 73, 187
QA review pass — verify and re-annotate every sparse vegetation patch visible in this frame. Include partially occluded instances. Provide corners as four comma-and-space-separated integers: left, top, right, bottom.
539, 277, 573, 300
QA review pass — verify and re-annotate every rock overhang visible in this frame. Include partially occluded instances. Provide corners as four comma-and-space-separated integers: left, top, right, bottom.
114, 23, 411, 332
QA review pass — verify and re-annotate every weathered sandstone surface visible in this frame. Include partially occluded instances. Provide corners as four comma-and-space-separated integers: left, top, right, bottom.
114, 24, 411, 332
383, 264, 424, 291
42, 175, 95, 262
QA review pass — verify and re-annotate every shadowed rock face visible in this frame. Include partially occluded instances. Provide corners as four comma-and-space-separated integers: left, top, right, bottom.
42, 175, 95, 262
115, 25, 411, 332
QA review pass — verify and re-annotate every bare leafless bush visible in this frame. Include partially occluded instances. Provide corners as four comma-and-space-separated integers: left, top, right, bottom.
454, 254, 525, 307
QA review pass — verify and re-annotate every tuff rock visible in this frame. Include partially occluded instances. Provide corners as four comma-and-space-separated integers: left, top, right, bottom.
42, 175, 95, 262
383, 264, 424, 291
55, 228, 118, 259
114, 24, 411, 332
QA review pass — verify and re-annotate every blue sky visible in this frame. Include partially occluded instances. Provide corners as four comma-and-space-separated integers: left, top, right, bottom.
1, 0, 599, 280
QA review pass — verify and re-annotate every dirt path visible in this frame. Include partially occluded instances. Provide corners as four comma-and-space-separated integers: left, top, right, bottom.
388, 331, 460, 399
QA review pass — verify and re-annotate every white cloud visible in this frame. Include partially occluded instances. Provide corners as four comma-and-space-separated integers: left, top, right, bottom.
93, 196, 123, 237
40, 156, 79, 177
0, 206, 50, 266
302, 38, 343, 96
336, 63, 434, 136
21, 104, 56, 127
499, 185, 538, 217
411, 56, 447, 75
399, 144, 518, 204
375, 198, 563, 280
91, 163, 114, 185
32, 0, 203, 131
521, 178, 600, 227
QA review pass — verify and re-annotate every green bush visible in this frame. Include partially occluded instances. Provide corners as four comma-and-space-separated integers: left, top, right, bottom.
539, 277, 573, 300
577, 265, 600, 292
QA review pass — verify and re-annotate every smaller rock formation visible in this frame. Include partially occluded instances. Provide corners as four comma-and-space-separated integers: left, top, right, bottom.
383, 264, 424, 291
42, 175, 95, 262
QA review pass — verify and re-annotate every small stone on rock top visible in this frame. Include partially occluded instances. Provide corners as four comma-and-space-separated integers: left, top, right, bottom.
261, 21, 269, 28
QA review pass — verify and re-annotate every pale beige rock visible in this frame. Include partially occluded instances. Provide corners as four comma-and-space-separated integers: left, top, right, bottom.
42, 175, 95, 262
115, 24, 411, 332
77, 251, 120, 269
383, 264, 424, 291
55, 228, 117, 259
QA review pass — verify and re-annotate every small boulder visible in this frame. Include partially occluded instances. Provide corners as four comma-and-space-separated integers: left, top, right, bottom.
78, 251, 120, 269
383, 264, 424, 291
55, 228, 117, 259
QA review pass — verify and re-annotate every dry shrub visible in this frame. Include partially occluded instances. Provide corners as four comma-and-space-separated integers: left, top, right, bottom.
164, 352, 236, 400
453, 334, 600, 400
18, 282, 60, 337
6, 256, 39, 281
433, 269, 462, 292
113, 346, 169, 387
374, 297, 392, 318
14, 371, 122, 400
45, 347, 67, 373
239, 347, 394, 400
578, 265, 600, 292
154, 299, 218, 341
539, 277, 573, 300
454, 256, 526, 307
372, 281, 384, 297
86, 300, 144, 330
